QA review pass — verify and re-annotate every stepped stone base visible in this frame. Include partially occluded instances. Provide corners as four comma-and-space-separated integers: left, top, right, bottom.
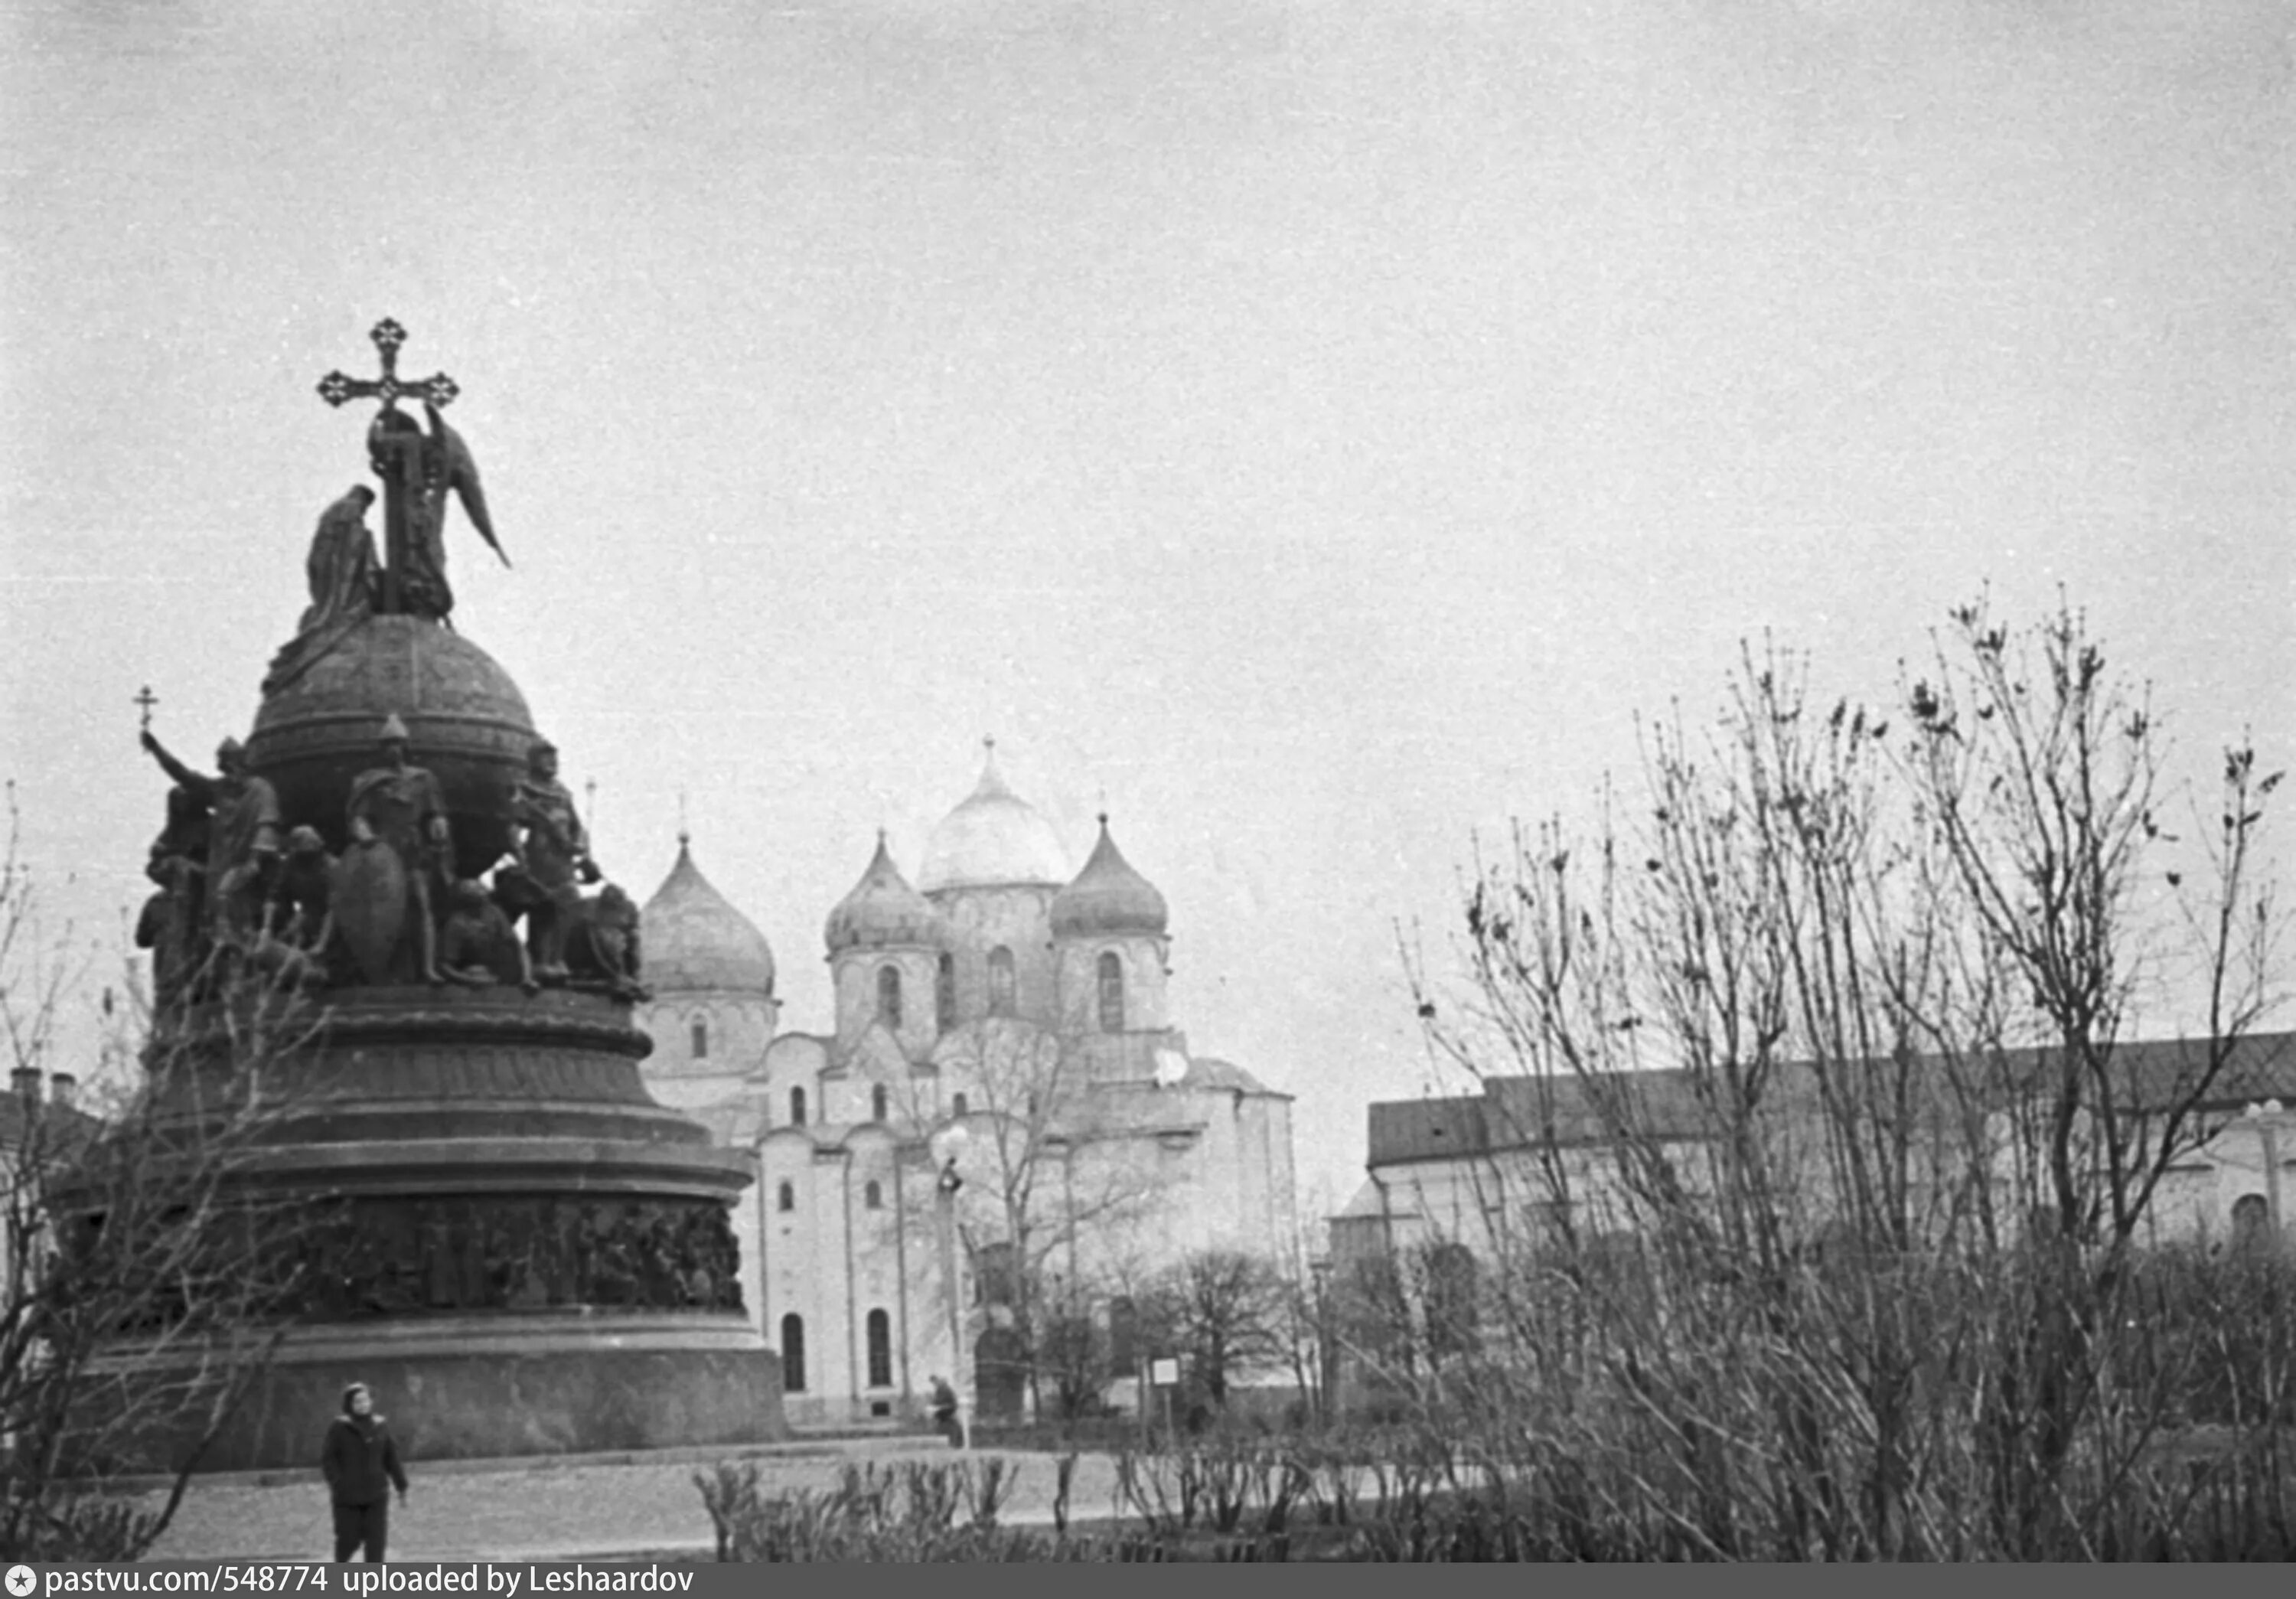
110, 987, 787, 1473
194, 1315, 785, 1470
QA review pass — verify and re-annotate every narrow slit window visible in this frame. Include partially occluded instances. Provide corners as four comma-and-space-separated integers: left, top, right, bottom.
1097, 951, 1124, 1033
866, 1308, 893, 1388
781, 1314, 806, 1391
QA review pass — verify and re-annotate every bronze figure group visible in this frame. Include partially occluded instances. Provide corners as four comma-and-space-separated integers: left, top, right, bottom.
137, 717, 647, 1004
292, 1197, 745, 1320
142, 318, 641, 1006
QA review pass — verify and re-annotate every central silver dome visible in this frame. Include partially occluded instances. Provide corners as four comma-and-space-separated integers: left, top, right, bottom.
916, 750, 1068, 893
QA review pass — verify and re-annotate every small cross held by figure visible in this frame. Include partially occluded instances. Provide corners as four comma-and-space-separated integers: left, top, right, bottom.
135, 685, 158, 733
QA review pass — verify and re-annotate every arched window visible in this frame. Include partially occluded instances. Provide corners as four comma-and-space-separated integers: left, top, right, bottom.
690, 1017, 709, 1059
1097, 951, 1124, 1033
987, 946, 1016, 1017
864, 1179, 883, 1210
872, 1083, 889, 1122
951, 1092, 969, 1118
2232, 1193, 2271, 1255
936, 952, 957, 1031
789, 1086, 807, 1127
777, 1181, 796, 1212
877, 964, 903, 1029
1425, 1242, 1482, 1362
866, 1308, 893, 1388
780, 1313, 806, 1392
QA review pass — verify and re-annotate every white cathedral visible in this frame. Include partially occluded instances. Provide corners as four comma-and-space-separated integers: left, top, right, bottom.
632, 749, 1299, 1428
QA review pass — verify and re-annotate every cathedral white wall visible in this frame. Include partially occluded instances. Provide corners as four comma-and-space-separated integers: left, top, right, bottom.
830, 947, 943, 1056
931, 886, 1060, 1026
1053, 938, 1171, 1036
762, 1033, 830, 1130
757, 1139, 851, 1423
635, 990, 776, 1076
642, 1071, 755, 1115
1228, 1095, 1301, 1266
754, 1131, 980, 1427
833, 1134, 908, 1416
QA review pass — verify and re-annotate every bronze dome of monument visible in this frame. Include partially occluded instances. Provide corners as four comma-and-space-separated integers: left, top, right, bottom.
246, 614, 538, 882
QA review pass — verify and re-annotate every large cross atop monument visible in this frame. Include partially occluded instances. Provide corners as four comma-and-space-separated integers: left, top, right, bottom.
317, 318, 461, 616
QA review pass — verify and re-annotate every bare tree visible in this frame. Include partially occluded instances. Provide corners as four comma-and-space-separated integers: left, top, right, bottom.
918, 1017, 1163, 1414
1032, 1304, 1114, 1421
1391, 599, 2290, 1558
2, 796, 318, 1561
1139, 1249, 1292, 1411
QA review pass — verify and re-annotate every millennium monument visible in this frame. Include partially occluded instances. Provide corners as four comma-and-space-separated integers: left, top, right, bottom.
126, 321, 782, 1468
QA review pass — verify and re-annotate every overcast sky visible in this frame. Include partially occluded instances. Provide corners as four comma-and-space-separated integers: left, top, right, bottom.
3, 0, 2289, 1213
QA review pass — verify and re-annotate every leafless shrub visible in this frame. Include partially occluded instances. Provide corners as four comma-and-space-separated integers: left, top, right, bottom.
2, 794, 325, 1560
1364, 599, 2296, 1559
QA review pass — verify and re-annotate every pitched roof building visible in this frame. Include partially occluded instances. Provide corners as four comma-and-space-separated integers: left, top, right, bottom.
1333, 1034, 2296, 1274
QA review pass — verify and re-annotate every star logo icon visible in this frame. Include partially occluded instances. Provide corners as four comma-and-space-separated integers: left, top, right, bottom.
5, 1563, 37, 1597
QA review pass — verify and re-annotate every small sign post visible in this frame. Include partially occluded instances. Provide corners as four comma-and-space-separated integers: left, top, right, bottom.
1150, 1357, 1179, 1440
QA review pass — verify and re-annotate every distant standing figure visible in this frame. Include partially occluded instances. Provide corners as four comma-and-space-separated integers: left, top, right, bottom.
928, 1374, 960, 1448
321, 1382, 409, 1562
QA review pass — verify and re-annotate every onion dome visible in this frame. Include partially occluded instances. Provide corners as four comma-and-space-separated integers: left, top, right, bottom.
641, 836, 777, 994
917, 745, 1070, 893
826, 833, 945, 953
1051, 816, 1169, 939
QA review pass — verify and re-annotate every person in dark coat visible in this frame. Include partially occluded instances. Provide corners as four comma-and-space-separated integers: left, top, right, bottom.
928, 1374, 960, 1448
321, 1382, 409, 1561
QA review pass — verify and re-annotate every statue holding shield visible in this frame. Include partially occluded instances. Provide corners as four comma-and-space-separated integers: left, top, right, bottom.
338, 713, 452, 984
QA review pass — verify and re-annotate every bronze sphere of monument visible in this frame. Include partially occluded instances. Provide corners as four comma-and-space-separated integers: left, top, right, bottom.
248, 615, 536, 883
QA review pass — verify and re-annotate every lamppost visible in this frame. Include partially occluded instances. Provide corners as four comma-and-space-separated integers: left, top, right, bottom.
2240, 1100, 2290, 1254
1308, 1255, 1336, 1422
930, 1123, 971, 1448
